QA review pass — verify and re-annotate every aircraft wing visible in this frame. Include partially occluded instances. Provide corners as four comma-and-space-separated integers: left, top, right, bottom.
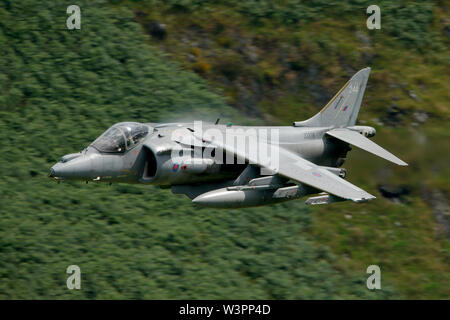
198, 132, 376, 202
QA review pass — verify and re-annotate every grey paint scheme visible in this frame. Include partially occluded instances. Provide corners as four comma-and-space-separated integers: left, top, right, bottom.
49, 67, 408, 208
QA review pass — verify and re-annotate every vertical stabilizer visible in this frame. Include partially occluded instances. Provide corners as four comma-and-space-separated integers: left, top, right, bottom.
294, 67, 371, 128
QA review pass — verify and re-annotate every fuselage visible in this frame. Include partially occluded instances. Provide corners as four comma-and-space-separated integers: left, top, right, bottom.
49, 121, 350, 187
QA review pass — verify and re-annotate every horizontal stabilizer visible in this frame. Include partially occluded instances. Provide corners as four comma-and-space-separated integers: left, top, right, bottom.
326, 128, 407, 166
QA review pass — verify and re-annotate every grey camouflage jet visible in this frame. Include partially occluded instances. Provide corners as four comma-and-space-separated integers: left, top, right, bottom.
49, 67, 407, 208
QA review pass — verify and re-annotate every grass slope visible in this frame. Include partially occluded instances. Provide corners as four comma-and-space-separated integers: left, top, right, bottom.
119, 0, 450, 299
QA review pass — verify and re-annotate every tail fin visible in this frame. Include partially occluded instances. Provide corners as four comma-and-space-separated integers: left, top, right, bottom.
294, 67, 371, 128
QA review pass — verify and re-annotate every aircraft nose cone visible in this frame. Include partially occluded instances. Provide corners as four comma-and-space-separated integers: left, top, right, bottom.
50, 162, 70, 178
49, 155, 93, 180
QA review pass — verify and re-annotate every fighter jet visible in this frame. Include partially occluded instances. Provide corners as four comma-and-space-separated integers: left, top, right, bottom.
49, 67, 407, 208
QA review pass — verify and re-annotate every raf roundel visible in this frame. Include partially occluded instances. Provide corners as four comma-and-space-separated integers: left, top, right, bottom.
172, 163, 179, 172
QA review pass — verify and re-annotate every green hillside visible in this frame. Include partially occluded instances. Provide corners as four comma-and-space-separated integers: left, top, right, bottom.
122, 0, 450, 299
0, 0, 448, 299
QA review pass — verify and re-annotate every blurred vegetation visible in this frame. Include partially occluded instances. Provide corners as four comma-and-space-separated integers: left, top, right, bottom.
0, 0, 448, 299
111, 0, 449, 299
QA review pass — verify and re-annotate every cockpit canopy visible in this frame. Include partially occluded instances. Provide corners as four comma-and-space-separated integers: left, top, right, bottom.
91, 122, 150, 153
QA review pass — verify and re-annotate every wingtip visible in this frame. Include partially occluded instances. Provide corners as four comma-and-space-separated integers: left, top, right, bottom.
353, 195, 376, 203
396, 159, 408, 166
